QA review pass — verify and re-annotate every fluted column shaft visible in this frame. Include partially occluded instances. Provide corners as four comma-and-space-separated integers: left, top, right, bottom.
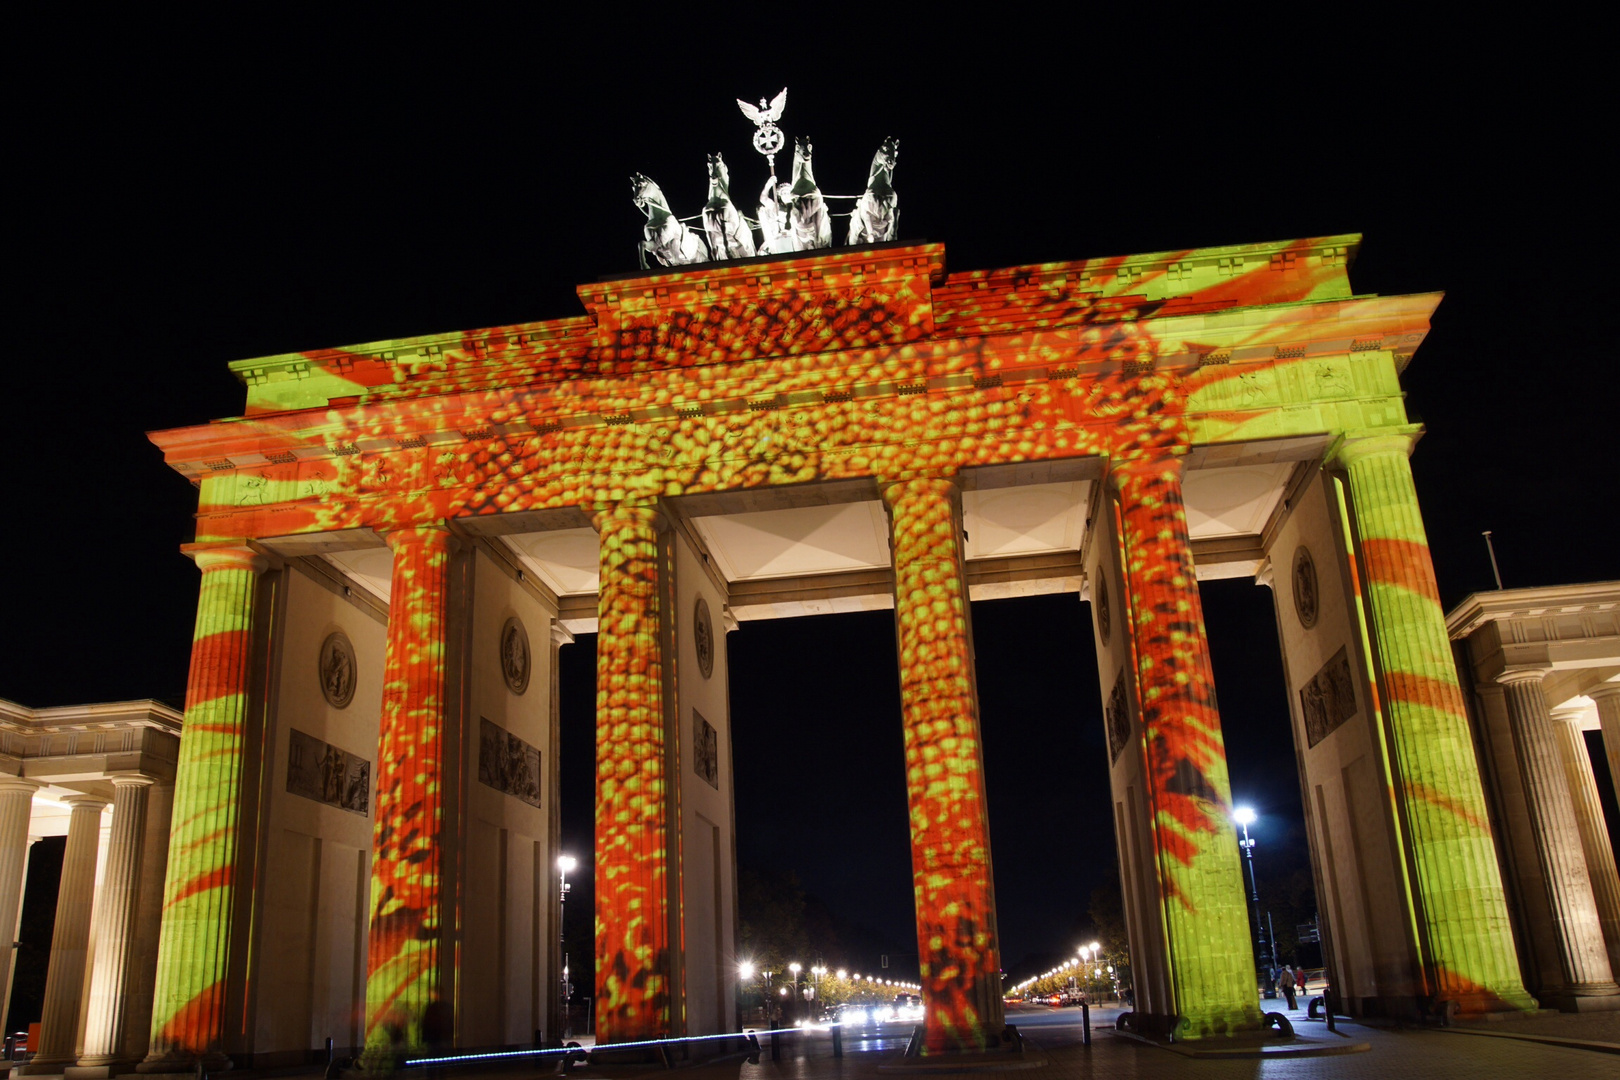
1551, 708, 1620, 975
28, 795, 110, 1069
1334, 435, 1534, 1012
1110, 456, 1258, 1040
143, 545, 266, 1070
0, 779, 39, 1037
882, 478, 1004, 1053
81, 774, 156, 1065
591, 506, 671, 1044
1595, 687, 1620, 806
1498, 672, 1618, 995
365, 525, 453, 1048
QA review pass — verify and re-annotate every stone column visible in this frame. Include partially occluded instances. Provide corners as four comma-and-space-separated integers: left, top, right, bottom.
1109, 456, 1259, 1039
365, 525, 453, 1049
142, 544, 266, 1071
79, 774, 156, 1068
881, 478, 1005, 1054
590, 506, 673, 1045
1503, 693, 1620, 997
0, 778, 39, 1036
1498, 674, 1617, 999
1333, 433, 1535, 1013
1594, 686, 1620, 801
1551, 707, 1620, 975
24, 795, 110, 1072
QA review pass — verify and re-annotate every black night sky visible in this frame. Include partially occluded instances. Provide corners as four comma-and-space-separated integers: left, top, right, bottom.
7, 13, 1615, 991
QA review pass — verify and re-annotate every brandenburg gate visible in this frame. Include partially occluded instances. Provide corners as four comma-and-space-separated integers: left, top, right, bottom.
74, 231, 1617, 1068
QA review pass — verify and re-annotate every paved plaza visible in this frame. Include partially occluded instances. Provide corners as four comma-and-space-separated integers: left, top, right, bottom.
389, 1004, 1620, 1080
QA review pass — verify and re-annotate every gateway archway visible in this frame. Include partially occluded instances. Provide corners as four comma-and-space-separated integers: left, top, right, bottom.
68, 233, 1596, 1067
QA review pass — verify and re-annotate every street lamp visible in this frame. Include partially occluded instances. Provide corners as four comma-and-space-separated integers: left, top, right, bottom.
738, 961, 756, 1028
1233, 806, 1275, 996
558, 855, 576, 1032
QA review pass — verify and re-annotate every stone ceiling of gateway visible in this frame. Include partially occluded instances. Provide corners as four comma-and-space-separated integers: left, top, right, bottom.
319, 460, 1292, 609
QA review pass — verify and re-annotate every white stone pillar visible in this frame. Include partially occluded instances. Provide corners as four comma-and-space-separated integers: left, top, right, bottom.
79, 775, 155, 1067
23, 794, 109, 1072
1497, 670, 1619, 1000
0, 778, 39, 1036
1594, 685, 1620, 799
1552, 707, 1620, 976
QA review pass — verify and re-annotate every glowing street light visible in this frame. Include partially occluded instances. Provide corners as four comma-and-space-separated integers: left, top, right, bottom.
557, 854, 577, 1029
1233, 805, 1276, 995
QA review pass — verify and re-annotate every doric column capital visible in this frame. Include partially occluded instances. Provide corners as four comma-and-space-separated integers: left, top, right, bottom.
878, 474, 960, 503
182, 543, 267, 575
1105, 451, 1186, 491
1326, 426, 1422, 470
0, 777, 40, 796
589, 503, 667, 535
61, 794, 109, 813
1549, 706, 1589, 726
382, 522, 454, 552
1590, 684, 1620, 704
106, 772, 157, 790
1495, 666, 1552, 687
550, 620, 575, 648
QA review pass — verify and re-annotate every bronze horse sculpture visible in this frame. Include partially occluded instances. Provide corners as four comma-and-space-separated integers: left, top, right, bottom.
787, 136, 831, 250
632, 173, 710, 269
701, 153, 756, 261
847, 137, 899, 246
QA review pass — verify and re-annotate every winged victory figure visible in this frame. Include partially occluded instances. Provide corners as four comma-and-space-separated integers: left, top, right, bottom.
737, 88, 787, 128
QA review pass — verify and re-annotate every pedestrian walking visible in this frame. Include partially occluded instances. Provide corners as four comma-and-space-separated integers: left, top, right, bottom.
1295, 965, 1307, 996
1277, 963, 1298, 1009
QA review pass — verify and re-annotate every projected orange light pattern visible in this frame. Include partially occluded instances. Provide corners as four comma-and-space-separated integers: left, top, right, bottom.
142, 236, 1530, 1051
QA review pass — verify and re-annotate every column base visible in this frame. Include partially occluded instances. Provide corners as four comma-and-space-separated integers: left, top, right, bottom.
65, 1064, 141, 1079
875, 1026, 1044, 1071
1536, 988, 1620, 1013
135, 1051, 231, 1075
18, 1058, 75, 1076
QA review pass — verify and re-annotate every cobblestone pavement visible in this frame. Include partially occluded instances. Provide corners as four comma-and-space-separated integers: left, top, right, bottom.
721, 1023, 1617, 1080
126, 1008, 1613, 1080
1450, 1006, 1620, 1043
710, 1005, 1620, 1080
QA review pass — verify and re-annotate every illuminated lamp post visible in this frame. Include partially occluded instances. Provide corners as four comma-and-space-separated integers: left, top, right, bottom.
1233, 807, 1275, 996
789, 962, 802, 1023
558, 854, 576, 1031
738, 961, 756, 1028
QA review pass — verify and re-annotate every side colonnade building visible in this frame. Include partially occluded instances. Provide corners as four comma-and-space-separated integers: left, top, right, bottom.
0, 700, 179, 1075
15, 235, 1615, 1067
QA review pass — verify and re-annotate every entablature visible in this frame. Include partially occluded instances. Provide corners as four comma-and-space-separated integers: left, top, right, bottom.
220, 235, 1363, 418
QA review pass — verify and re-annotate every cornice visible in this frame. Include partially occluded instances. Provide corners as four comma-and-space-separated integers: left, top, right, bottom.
1446, 582, 1620, 639
149, 289, 1438, 482
0, 697, 184, 736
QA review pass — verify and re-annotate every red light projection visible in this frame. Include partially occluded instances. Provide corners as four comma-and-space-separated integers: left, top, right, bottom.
364, 526, 452, 1047
143, 235, 1529, 1048
592, 507, 673, 1042
885, 478, 1003, 1051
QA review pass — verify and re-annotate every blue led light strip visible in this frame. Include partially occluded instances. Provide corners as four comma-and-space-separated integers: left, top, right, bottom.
403, 1029, 767, 1067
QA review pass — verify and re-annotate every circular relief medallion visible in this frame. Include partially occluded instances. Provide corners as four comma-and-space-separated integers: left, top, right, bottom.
1292, 545, 1320, 630
501, 617, 531, 695
318, 631, 357, 709
694, 596, 715, 680
1097, 577, 1112, 643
